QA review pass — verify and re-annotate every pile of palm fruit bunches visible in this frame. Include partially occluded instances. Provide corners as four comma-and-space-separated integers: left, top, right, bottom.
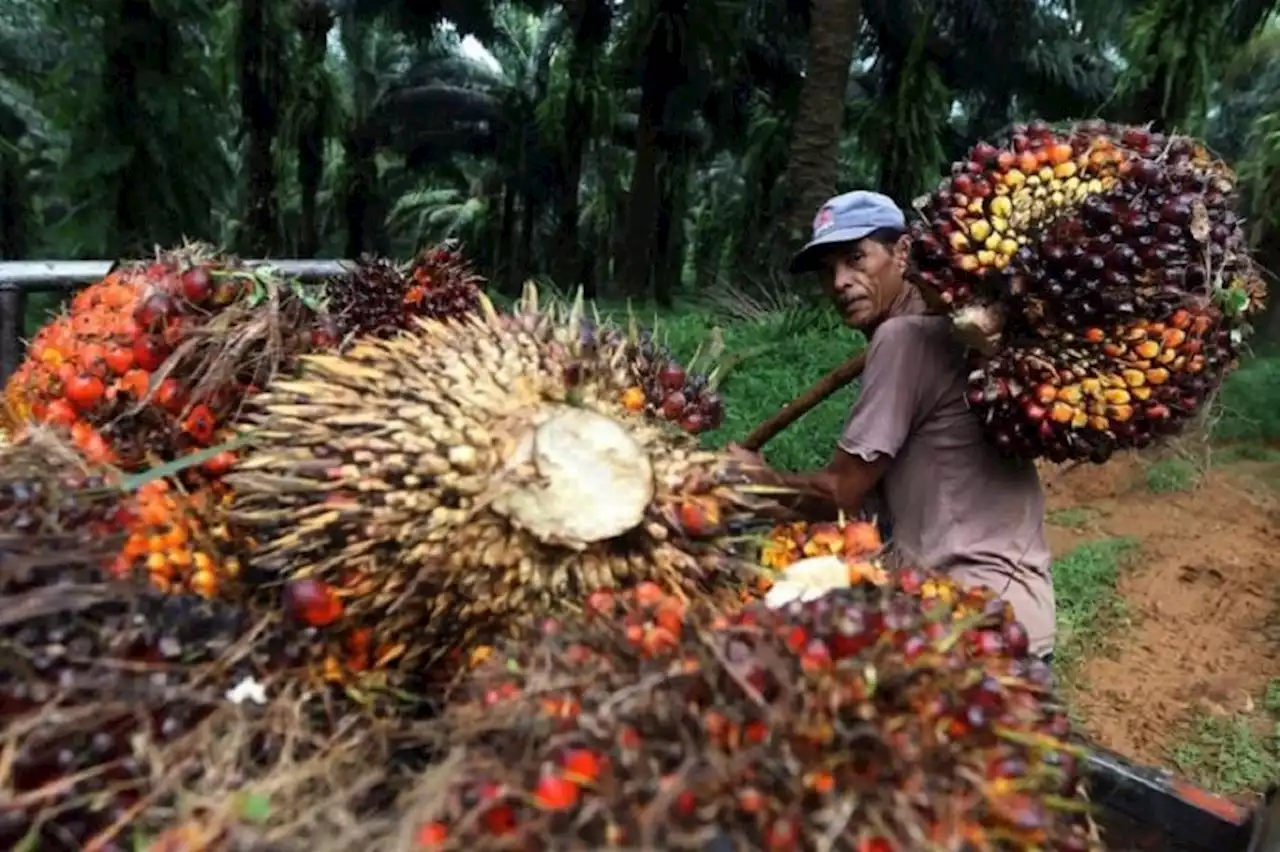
912, 119, 1267, 462
4, 149, 1209, 846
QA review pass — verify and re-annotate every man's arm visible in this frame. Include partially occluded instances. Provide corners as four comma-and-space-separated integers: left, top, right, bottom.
748, 320, 922, 517
766, 450, 891, 517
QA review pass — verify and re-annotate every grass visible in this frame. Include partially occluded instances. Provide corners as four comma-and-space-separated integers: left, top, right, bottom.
1143, 456, 1200, 493
1049, 537, 1139, 677
1047, 506, 1100, 530
1170, 679, 1280, 794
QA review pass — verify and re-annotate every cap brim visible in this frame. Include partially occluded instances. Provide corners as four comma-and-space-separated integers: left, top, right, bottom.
788, 226, 875, 273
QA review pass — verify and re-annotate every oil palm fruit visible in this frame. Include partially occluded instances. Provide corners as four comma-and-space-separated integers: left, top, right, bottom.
911, 120, 1265, 463
0, 427, 127, 571
0, 428, 243, 596
410, 577, 1095, 850
228, 285, 784, 672
0, 567, 338, 851
1, 243, 330, 593
2, 242, 325, 472
324, 243, 484, 341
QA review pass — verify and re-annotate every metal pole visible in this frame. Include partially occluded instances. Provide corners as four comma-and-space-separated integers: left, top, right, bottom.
0, 259, 358, 385
0, 259, 355, 286
0, 282, 25, 385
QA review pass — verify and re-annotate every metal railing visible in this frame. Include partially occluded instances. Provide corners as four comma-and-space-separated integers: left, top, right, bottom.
0, 260, 353, 384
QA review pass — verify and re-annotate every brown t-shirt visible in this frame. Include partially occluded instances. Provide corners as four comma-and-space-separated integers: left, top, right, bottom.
837, 296, 1055, 656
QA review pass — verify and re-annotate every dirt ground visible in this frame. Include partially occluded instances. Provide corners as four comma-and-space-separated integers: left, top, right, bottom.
1041, 452, 1280, 771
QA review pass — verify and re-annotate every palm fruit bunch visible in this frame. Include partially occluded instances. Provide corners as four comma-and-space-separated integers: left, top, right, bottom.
0, 446, 343, 850
323, 243, 484, 340
573, 315, 726, 435
2, 243, 327, 469
228, 287, 784, 676
1, 427, 128, 571
0, 244, 330, 591
910, 119, 1267, 463
407, 577, 1097, 851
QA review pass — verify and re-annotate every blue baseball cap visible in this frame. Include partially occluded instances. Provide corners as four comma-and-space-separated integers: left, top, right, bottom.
789, 191, 906, 273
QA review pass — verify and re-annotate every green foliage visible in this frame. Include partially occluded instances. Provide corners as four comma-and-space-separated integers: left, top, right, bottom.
1213, 352, 1280, 442
1170, 679, 1280, 794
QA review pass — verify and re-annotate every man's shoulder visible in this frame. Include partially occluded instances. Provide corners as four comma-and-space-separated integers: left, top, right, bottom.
869, 314, 953, 352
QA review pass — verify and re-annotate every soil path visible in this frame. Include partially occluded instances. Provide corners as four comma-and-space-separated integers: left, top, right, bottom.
1041, 454, 1280, 770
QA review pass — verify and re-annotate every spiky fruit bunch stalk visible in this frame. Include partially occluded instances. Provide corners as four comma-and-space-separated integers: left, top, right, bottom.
911, 120, 1266, 464
324, 243, 485, 341
409, 577, 1095, 851
228, 288, 784, 673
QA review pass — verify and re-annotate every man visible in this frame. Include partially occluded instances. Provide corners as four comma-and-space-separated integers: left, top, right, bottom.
747, 190, 1055, 662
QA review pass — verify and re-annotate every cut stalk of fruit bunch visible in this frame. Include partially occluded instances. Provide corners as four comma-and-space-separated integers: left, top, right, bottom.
408, 577, 1096, 851
228, 285, 785, 672
911, 120, 1265, 463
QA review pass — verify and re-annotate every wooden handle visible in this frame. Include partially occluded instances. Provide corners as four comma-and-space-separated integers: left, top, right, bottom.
740, 351, 868, 451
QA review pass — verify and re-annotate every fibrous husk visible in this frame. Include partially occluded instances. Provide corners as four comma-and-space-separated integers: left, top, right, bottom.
228, 286, 787, 672
401, 577, 1098, 850
911, 120, 1266, 463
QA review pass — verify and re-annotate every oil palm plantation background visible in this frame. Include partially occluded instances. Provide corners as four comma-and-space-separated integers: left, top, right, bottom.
2, 0, 1280, 335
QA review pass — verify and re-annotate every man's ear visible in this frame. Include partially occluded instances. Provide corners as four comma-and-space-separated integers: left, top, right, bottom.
893, 233, 912, 272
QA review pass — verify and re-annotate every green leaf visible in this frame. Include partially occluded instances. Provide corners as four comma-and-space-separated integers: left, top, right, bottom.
239, 792, 272, 824
118, 435, 254, 493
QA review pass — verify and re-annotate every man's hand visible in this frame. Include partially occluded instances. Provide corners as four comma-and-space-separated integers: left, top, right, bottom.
724, 442, 765, 465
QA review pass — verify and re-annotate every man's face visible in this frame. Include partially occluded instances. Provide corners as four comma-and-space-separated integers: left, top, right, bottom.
823, 235, 909, 329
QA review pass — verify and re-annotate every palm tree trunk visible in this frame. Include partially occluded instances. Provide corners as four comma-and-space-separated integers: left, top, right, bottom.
342, 127, 376, 259
498, 184, 517, 291
781, 0, 863, 242
0, 151, 26, 258
295, 0, 332, 257
237, 0, 284, 257
620, 0, 687, 300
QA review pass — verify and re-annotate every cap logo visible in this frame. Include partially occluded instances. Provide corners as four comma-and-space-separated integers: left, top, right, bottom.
814, 206, 836, 235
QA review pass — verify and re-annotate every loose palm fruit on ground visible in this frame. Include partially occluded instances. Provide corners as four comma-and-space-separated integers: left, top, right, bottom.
228, 286, 785, 673
324, 243, 484, 340
910, 120, 1264, 463
408, 577, 1096, 850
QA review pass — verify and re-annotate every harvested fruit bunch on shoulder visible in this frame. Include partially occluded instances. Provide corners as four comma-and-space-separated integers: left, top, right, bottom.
911, 120, 1266, 463
409, 577, 1096, 851
324, 242, 484, 341
0, 552, 346, 851
229, 286, 785, 675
